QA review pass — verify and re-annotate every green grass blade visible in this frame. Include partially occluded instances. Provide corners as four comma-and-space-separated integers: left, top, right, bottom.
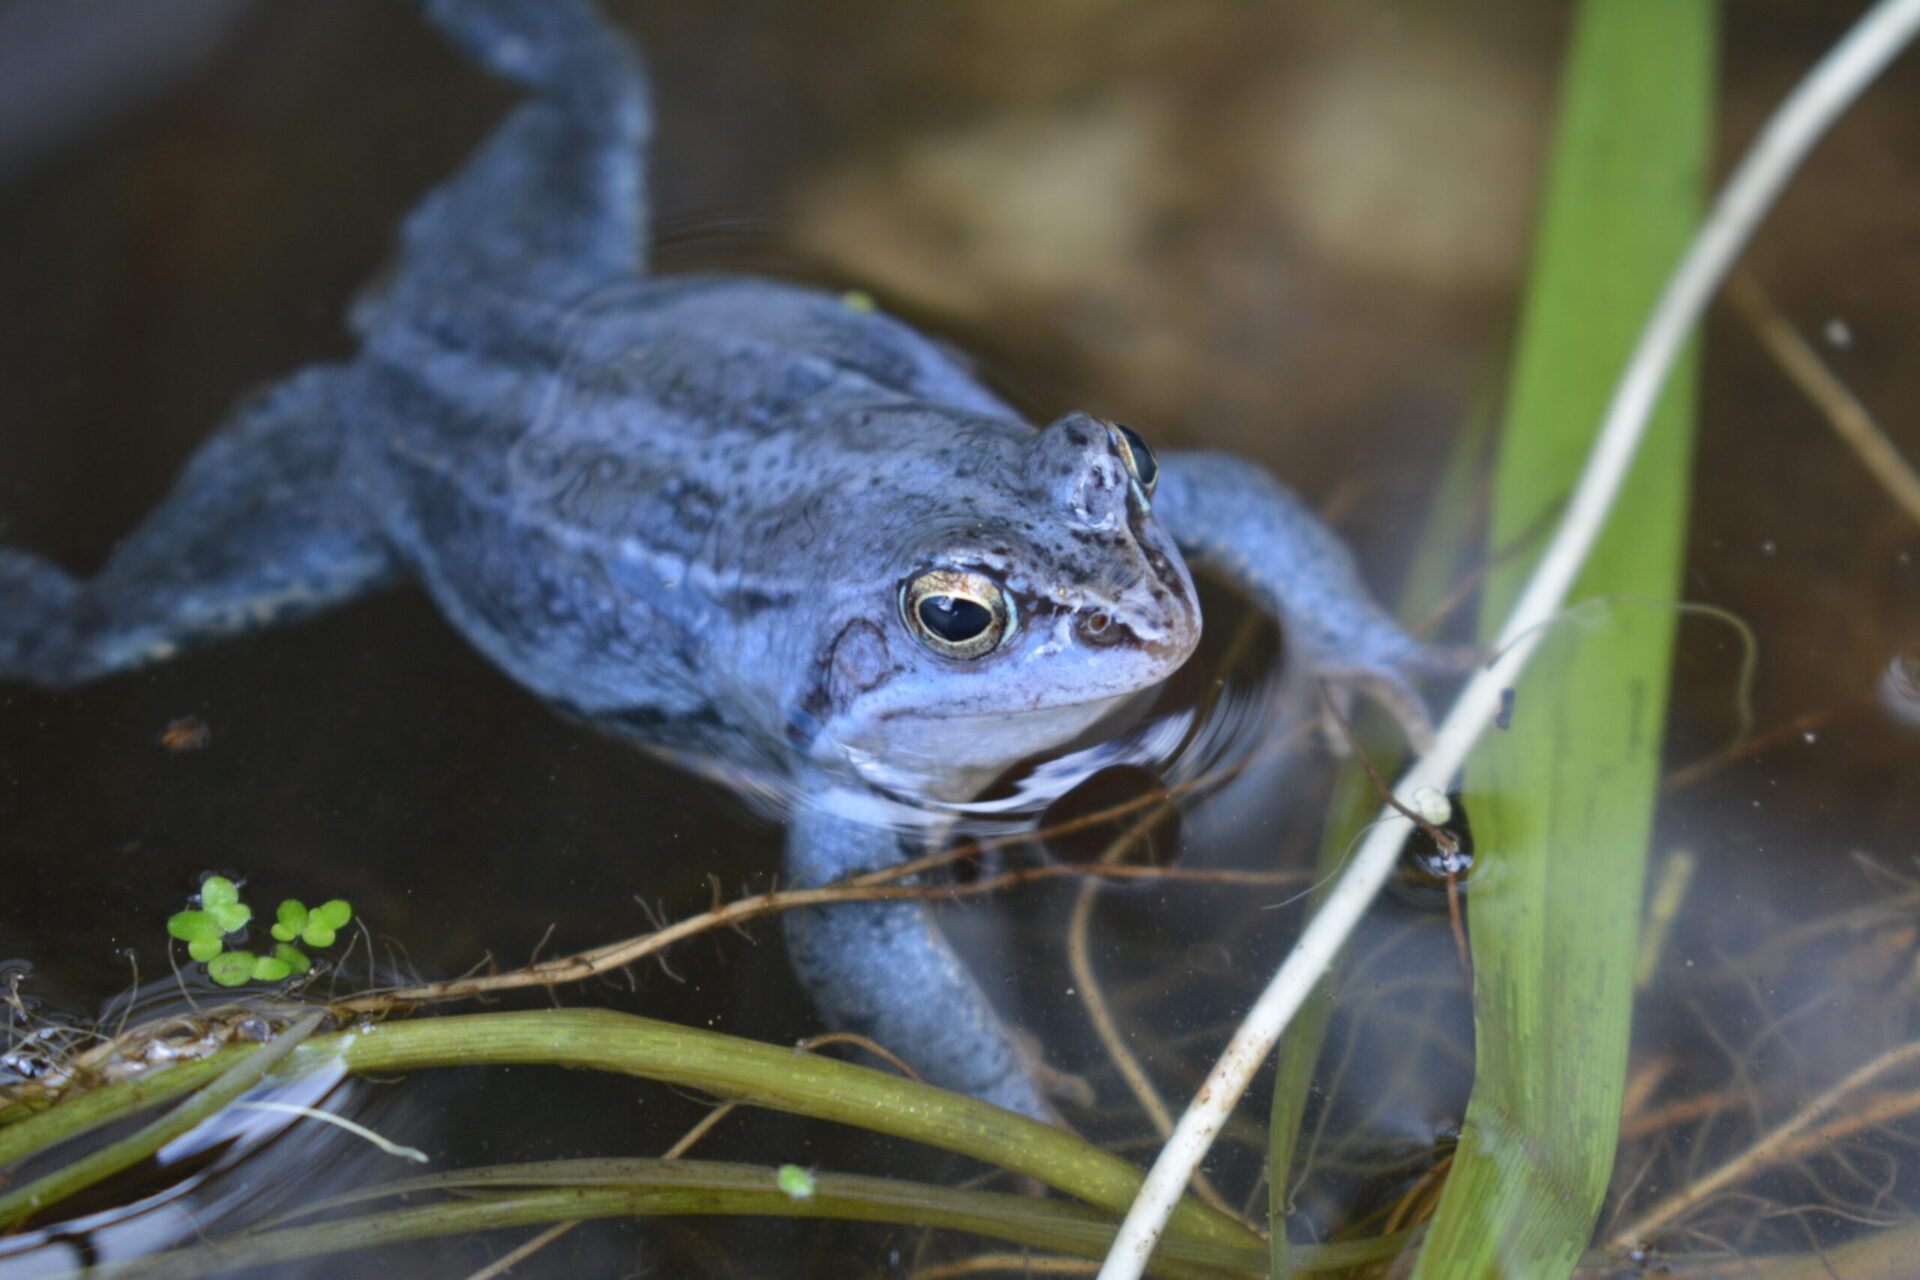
78, 1159, 1269, 1280
1412, 1, 1711, 1277
0, 1008, 1261, 1257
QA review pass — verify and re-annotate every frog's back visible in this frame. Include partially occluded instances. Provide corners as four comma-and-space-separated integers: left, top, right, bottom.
343, 275, 1023, 772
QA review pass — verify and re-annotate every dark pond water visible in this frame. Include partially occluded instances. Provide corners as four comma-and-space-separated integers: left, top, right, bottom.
2, 1, 1918, 1276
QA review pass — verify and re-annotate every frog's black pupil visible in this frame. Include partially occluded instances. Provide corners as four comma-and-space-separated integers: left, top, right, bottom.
919, 595, 991, 643
1113, 422, 1158, 489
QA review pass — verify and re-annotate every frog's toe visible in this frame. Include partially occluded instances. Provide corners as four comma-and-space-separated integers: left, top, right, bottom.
1315, 664, 1438, 755
0, 550, 81, 685
1406, 640, 1493, 676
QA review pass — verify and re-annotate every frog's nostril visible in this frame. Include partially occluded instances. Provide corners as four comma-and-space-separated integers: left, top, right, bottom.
1076, 610, 1123, 647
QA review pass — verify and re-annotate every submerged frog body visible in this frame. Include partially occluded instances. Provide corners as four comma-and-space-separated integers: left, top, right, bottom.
0, 0, 1450, 1119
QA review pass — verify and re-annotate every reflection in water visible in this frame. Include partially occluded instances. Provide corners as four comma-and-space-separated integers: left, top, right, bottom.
0, 1049, 357, 1275
1880, 650, 1920, 730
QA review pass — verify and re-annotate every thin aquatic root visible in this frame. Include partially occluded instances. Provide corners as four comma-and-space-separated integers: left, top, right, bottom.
793, 1030, 924, 1084
461, 1084, 758, 1279
1097, 3, 1920, 1271
1065, 796, 1238, 1219
1634, 852, 1696, 989
1488, 594, 1759, 754
1313, 682, 1470, 977
335, 858, 1313, 1014
1381, 1148, 1455, 1237
1703, 883, 1920, 987
1314, 684, 1455, 863
232, 1099, 428, 1162
1660, 697, 1865, 795
115, 950, 142, 1039
1609, 1038, 1920, 1247
1280, 933, 1473, 1222
663, 1101, 742, 1159
1406, 493, 1555, 644
1727, 269, 1920, 526
1602, 1141, 1667, 1244
461, 1220, 581, 1280
1619, 1085, 1749, 1142
908, 1256, 1097, 1279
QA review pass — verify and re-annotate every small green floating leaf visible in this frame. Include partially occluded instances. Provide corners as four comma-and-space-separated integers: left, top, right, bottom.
249, 955, 293, 983
187, 937, 226, 964
199, 878, 252, 932
313, 900, 352, 930
167, 910, 221, 944
211, 901, 253, 932
272, 900, 308, 944
207, 951, 256, 987
275, 943, 313, 976
776, 1164, 817, 1200
302, 900, 351, 948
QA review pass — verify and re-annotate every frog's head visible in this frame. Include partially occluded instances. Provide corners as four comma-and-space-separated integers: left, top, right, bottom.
797, 411, 1201, 802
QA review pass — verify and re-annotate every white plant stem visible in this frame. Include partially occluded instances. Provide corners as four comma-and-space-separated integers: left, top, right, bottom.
1096, 2, 1920, 1275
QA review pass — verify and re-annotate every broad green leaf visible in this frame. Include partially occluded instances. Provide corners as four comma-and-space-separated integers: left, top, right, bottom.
1415, 1, 1710, 1276
276, 943, 313, 975
312, 899, 352, 930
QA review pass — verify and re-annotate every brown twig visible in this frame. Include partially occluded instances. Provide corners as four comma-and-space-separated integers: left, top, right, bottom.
1728, 270, 1920, 526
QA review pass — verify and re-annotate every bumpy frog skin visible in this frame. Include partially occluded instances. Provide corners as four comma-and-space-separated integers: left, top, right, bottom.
0, 0, 1449, 1119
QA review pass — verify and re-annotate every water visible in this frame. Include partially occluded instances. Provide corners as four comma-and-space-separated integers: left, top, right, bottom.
3, 1, 1919, 1275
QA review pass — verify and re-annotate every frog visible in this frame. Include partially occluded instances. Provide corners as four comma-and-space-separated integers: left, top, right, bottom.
0, 0, 1455, 1120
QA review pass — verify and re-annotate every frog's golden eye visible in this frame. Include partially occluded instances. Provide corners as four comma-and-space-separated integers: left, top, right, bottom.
900, 568, 1015, 661
1108, 421, 1158, 497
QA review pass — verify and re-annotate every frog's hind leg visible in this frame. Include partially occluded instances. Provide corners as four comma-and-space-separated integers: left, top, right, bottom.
356, 0, 651, 330
0, 368, 397, 688
784, 802, 1053, 1121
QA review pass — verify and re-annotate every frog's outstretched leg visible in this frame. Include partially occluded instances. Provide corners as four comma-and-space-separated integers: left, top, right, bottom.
357, 0, 651, 329
784, 801, 1052, 1121
1153, 451, 1474, 750
0, 369, 396, 687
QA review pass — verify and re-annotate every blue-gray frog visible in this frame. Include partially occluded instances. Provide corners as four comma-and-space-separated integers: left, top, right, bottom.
0, 0, 1456, 1120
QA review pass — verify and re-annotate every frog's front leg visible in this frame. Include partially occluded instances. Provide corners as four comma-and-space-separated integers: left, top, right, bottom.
1153, 451, 1469, 749
783, 800, 1050, 1120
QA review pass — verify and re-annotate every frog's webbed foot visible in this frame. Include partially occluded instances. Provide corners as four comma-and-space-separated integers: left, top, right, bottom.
1314, 637, 1490, 754
0, 368, 395, 687
355, 0, 651, 332
783, 799, 1055, 1121
1153, 450, 1471, 752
